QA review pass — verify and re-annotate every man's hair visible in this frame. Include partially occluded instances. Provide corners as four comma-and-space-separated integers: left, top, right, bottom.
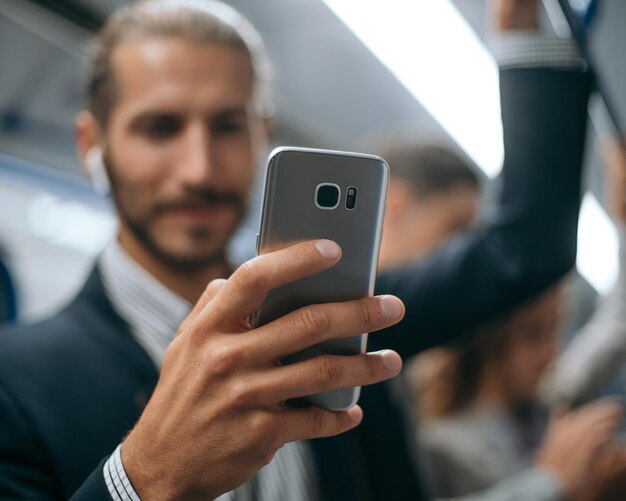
84, 0, 273, 127
373, 139, 481, 199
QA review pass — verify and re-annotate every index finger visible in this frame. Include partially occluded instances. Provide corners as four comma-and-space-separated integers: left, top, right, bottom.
200, 240, 341, 328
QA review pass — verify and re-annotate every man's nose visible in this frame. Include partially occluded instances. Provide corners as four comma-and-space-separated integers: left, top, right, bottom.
179, 124, 217, 187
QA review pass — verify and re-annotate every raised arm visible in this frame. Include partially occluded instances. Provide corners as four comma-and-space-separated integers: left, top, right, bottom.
373, 0, 591, 357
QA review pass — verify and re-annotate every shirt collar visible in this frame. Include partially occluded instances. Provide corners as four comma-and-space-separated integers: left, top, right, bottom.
98, 239, 191, 368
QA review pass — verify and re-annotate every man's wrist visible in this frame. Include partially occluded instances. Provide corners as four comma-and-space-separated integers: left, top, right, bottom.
119, 431, 167, 501
103, 444, 141, 501
489, 33, 585, 70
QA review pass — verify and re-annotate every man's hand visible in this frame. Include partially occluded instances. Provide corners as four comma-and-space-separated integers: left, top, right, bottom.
536, 399, 623, 497
121, 239, 405, 500
493, 0, 540, 32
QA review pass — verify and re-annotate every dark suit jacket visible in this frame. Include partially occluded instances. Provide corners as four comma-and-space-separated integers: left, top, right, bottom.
0, 67, 591, 500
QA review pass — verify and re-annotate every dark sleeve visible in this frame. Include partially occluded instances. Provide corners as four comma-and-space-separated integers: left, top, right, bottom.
0, 379, 111, 500
69, 460, 112, 501
0, 381, 59, 499
371, 67, 592, 357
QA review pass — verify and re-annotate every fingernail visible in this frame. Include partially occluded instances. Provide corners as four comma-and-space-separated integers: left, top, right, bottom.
380, 295, 403, 320
315, 240, 341, 260
348, 405, 364, 425
378, 350, 402, 374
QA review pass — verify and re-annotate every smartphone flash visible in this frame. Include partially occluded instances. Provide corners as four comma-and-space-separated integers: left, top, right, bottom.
346, 187, 357, 210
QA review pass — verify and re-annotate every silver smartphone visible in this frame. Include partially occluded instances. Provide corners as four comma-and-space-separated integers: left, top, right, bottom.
253, 146, 389, 411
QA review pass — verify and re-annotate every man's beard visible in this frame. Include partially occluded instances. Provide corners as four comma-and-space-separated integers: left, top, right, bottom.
104, 152, 247, 271
124, 214, 237, 271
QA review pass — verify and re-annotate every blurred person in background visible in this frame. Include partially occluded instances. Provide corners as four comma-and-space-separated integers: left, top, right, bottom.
0, 0, 604, 499
377, 139, 624, 501
412, 143, 626, 500
541, 139, 626, 407
417, 286, 562, 499
415, 286, 624, 501
375, 140, 482, 271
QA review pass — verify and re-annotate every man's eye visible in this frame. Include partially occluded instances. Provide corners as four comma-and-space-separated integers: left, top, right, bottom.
144, 118, 182, 138
214, 117, 246, 135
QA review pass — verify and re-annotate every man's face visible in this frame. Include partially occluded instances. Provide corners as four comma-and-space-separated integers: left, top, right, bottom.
102, 39, 263, 268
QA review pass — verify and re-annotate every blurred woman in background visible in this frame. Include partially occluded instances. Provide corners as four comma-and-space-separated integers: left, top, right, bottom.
416, 285, 566, 498
414, 140, 626, 501
415, 285, 625, 501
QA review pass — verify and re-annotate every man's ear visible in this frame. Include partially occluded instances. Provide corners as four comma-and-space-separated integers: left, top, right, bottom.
75, 111, 101, 175
75, 111, 110, 196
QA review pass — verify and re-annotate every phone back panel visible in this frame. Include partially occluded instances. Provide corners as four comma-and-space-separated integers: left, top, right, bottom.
254, 147, 389, 410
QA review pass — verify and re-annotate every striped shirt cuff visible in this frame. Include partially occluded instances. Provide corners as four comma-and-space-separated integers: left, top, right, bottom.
103, 444, 141, 501
489, 33, 586, 70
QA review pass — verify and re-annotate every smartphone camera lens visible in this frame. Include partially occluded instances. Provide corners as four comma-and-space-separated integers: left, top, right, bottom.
315, 184, 340, 209
346, 187, 357, 210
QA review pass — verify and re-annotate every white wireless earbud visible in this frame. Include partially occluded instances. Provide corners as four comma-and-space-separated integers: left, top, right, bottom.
85, 146, 111, 196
